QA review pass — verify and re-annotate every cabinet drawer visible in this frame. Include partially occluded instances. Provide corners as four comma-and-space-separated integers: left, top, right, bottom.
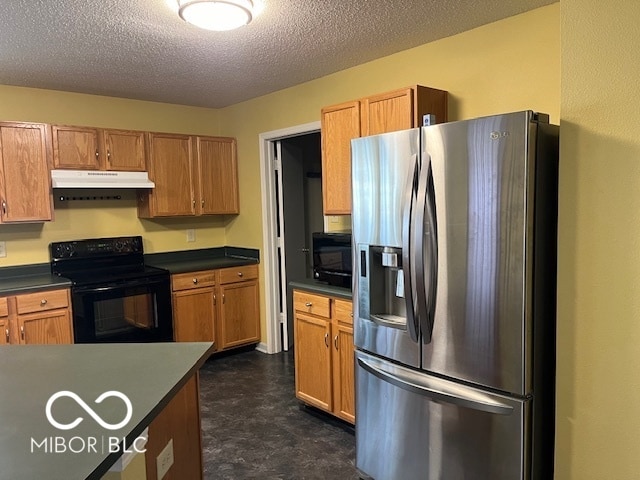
294, 291, 330, 318
218, 264, 258, 284
172, 270, 216, 291
333, 299, 353, 325
16, 289, 69, 314
0, 297, 8, 317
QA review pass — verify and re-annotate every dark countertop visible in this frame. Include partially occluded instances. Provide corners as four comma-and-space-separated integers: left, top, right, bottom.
0, 342, 214, 480
145, 246, 259, 274
289, 279, 352, 299
0, 246, 260, 295
0, 263, 71, 295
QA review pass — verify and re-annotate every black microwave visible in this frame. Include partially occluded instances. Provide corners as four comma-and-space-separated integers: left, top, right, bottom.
312, 232, 352, 289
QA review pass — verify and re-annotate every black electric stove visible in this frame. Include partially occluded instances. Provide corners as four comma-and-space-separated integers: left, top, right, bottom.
50, 236, 173, 343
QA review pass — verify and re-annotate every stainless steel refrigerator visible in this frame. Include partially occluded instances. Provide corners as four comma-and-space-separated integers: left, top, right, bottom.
352, 111, 558, 480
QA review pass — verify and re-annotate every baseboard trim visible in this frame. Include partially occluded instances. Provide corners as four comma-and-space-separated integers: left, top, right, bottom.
255, 342, 269, 353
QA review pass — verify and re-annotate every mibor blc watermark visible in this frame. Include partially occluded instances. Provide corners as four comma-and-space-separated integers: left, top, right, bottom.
30, 390, 147, 454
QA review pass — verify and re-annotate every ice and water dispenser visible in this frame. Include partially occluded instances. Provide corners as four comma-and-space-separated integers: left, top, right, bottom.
357, 244, 407, 329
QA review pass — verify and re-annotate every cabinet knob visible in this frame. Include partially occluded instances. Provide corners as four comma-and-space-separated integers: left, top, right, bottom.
237, 272, 243, 277
5, 329, 9, 342
334, 335, 339, 350
192, 278, 198, 284
107, 150, 111, 159
201, 200, 205, 207
95, 149, 99, 158
40, 299, 48, 306
305, 302, 312, 307
324, 332, 329, 348
213, 294, 216, 306
20, 326, 24, 340
1, 200, 6, 215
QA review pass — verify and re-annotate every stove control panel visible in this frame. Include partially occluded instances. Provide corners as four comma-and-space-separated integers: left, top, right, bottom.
50, 236, 143, 260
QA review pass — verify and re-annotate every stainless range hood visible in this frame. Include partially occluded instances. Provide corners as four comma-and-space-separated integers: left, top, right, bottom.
51, 170, 155, 189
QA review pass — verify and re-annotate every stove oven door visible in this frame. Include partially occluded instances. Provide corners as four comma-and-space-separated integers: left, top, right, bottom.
71, 275, 173, 343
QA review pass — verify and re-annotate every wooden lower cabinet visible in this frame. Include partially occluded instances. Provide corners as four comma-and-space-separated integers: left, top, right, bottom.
293, 290, 355, 423
218, 278, 260, 350
0, 289, 74, 345
171, 269, 216, 344
171, 264, 260, 352
145, 374, 203, 480
294, 312, 332, 411
18, 309, 73, 345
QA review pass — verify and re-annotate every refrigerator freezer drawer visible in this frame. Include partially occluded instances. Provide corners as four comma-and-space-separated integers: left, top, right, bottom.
356, 351, 530, 480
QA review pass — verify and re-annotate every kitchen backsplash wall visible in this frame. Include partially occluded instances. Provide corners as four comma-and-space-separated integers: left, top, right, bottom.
0, 191, 228, 266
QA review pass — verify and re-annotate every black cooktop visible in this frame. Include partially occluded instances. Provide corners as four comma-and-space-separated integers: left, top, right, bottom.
50, 236, 169, 286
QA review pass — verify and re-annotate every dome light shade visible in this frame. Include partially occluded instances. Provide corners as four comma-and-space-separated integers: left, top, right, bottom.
178, 0, 253, 31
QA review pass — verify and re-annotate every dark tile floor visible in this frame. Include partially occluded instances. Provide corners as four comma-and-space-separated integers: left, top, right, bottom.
198, 349, 359, 480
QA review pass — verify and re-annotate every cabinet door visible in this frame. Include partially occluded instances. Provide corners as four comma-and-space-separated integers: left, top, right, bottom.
0, 122, 53, 223
0, 301, 8, 344
361, 87, 414, 136
0, 318, 8, 345
52, 125, 100, 169
172, 288, 216, 344
196, 136, 239, 214
103, 129, 146, 171
294, 311, 332, 411
218, 280, 260, 350
332, 322, 355, 423
17, 309, 73, 345
321, 101, 360, 215
144, 133, 195, 216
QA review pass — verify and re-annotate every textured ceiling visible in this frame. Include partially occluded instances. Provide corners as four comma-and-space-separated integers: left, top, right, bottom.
0, 0, 556, 108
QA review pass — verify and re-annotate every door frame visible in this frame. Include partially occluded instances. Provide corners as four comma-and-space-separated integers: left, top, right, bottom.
259, 121, 321, 354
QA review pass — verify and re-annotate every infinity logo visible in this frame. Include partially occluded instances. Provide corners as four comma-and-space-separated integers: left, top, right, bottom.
45, 391, 133, 431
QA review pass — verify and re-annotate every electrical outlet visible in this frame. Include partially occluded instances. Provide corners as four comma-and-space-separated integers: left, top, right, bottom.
0, 241, 6, 258
186, 229, 196, 242
156, 439, 174, 480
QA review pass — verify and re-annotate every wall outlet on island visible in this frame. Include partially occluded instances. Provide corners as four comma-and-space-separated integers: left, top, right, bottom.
186, 229, 196, 242
0, 241, 6, 258
156, 438, 174, 480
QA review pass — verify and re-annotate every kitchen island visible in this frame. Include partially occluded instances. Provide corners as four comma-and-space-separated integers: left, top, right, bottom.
0, 342, 214, 480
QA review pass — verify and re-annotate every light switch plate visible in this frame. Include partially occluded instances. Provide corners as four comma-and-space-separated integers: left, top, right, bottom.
186, 229, 195, 242
0, 241, 6, 258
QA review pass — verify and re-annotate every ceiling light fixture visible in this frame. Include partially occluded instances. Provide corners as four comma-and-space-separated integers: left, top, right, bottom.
177, 0, 253, 31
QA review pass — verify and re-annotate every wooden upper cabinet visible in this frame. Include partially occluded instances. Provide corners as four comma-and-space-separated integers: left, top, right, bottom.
53, 125, 147, 171
0, 122, 53, 223
320, 101, 361, 215
52, 125, 100, 169
320, 85, 448, 215
361, 87, 415, 136
102, 129, 146, 171
139, 133, 240, 218
140, 133, 195, 217
196, 136, 239, 214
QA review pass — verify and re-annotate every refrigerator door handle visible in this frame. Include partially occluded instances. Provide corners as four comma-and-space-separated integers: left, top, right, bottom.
414, 154, 438, 343
402, 154, 420, 342
357, 352, 514, 416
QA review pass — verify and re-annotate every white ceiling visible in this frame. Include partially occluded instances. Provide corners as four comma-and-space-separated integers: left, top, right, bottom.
0, 0, 556, 109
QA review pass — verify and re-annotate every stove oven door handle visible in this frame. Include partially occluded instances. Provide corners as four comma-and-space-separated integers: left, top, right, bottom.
73, 277, 167, 294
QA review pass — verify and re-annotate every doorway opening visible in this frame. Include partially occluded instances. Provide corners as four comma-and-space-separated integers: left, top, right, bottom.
259, 121, 322, 354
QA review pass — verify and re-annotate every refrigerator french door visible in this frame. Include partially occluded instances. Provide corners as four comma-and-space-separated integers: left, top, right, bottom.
352, 111, 558, 480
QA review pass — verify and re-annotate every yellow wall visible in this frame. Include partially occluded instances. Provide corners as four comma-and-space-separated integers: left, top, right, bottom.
0, 87, 227, 265
221, 4, 560, 248
557, 1, 640, 478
